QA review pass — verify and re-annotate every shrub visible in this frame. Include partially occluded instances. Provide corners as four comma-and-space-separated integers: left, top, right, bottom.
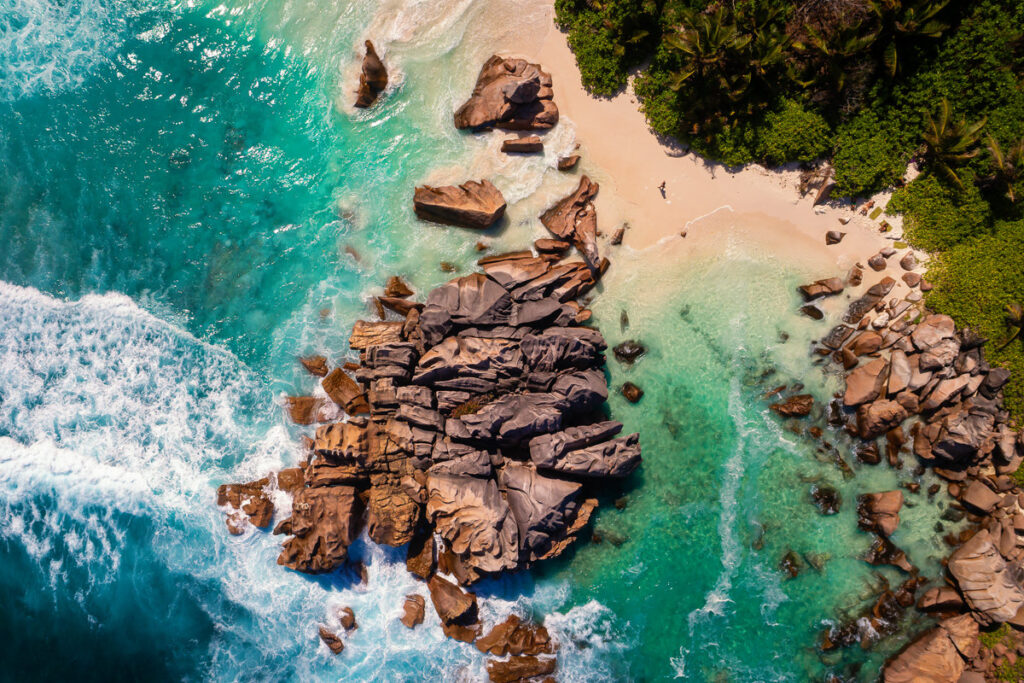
758, 100, 833, 166
831, 109, 913, 198
889, 173, 992, 251
925, 220, 1024, 418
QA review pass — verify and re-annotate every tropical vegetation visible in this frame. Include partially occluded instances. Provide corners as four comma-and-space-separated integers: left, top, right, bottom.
555, 0, 1024, 416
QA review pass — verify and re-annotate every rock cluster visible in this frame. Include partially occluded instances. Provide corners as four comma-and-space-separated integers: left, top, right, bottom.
218, 240, 638, 672
796, 244, 1024, 681
540, 176, 601, 271
454, 56, 558, 131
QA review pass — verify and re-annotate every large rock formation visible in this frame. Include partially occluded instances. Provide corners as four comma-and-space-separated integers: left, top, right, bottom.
540, 176, 600, 270
948, 529, 1024, 624
882, 614, 978, 683
276, 486, 363, 573
454, 56, 558, 131
413, 180, 507, 229
354, 40, 388, 108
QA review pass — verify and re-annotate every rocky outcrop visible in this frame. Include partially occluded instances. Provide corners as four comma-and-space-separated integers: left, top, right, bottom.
413, 180, 507, 229
277, 486, 363, 573
798, 278, 843, 301
486, 655, 556, 683
428, 575, 481, 642
217, 477, 273, 534
882, 614, 977, 683
454, 56, 558, 131
354, 40, 388, 108
540, 176, 600, 270
770, 394, 813, 417
948, 529, 1024, 624
476, 615, 553, 656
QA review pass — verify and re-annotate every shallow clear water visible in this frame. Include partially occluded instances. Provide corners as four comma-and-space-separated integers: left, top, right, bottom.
0, 1, 959, 680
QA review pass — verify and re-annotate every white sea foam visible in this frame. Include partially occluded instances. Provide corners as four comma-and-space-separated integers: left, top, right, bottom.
0, 0, 131, 101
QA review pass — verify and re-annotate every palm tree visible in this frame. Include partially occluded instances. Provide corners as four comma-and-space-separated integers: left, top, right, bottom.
869, 0, 950, 77
922, 98, 986, 189
793, 21, 878, 96
986, 134, 1024, 203
664, 8, 750, 91
997, 303, 1024, 351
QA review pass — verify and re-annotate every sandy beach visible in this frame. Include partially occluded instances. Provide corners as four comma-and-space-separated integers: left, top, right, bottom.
499, 2, 923, 301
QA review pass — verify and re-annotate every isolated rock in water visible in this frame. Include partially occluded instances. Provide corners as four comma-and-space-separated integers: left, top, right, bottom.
866, 535, 914, 572
800, 304, 824, 320
337, 606, 357, 631
857, 491, 903, 537
811, 485, 841, 515
881, 614, 976, 683
385, 276, 414, 298
400, 594, 425, 628
318, 626, 345, 655
771, 394, 814, 417
217, 477, 273, 533
799, 278, 844, 301
825, 230, 845, 245
613, 339, 645, 364
300, 355, 329, 377
414, 180, 507, 229
354, 40, 388, 108
948, 529, 1024, 624
501, 135, 543, 153
476, 614, 553, 656
486, 655, 557, 683
454, 55, 558, 131
277, 486, 364, 573
540, 176, 600, 269
557, 154, 580, 171
621, 381, 643, 403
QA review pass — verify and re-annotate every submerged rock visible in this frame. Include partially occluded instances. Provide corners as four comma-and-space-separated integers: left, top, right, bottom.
613, 340, 646, 364
770, 394, 813, 417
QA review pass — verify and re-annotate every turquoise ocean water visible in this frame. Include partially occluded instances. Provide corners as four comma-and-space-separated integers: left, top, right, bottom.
0, 0, 962, 680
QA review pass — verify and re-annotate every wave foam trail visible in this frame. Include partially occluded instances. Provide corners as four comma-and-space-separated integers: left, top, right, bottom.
0, 0, 131, 101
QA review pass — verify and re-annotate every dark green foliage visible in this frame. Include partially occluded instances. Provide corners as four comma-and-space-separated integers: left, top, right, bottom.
758, 100, 832, 165
557, 0, 1024, 416
832, 109, 913, 197
888, 172, 992, 250
926, 220, 1024, 416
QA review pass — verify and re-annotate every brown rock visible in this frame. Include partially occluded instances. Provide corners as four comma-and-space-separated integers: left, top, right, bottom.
366, 481, 420, 546
534, 238, 570, 254
300, 355, 329, 377
948, 529, 1024, 623
899, 253, 917, 271
283, 396, 333, 425
486, 656, 556, 683
770, 394, 814, 417
799, 278, 844, 301
322, 368, 368, 415
454, 55, 558, 131
217, 477, 273, 533
844, 358, 888, 406
857, 400, 909, 439
277, 486, 364, 573
868, 253, 886, 271
337, 606, 357, 631
413, 180, 507, 229
826, 230, 845, 245
400, 594, 425, 628
349, 320, 403, 350
882, 614, 976, 682
318, 626, 344, 655
501, 135, 543, 154
621, 382, 643, 403
557, 154, 580, 171
902, 272, 921, 288
406, 527, 436, 580
385, 276, 414, 298
428, 575, 481, 642
354, 40, 388, 109
857, 491, 903, 537
916, 586, 965, 612
540, 176, 600, 270
378, 296, 422, 317
847, 331, 883, 356
476, 615, 553, 656
962, 480, 1000, 514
